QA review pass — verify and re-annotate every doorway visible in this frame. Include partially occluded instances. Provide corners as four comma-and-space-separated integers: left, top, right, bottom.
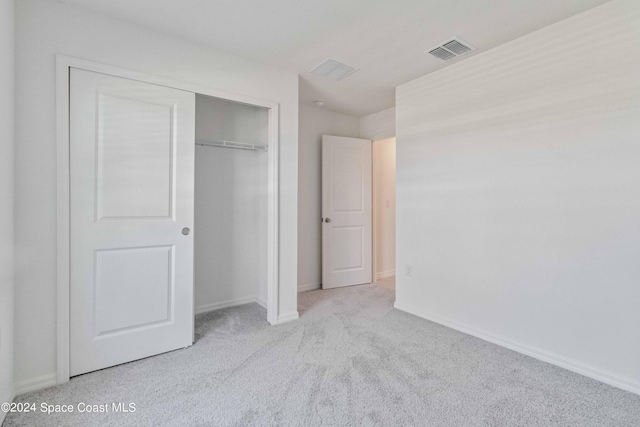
320, 135, 396, 289
372, 137, 396, 284
321, 135, 373, 288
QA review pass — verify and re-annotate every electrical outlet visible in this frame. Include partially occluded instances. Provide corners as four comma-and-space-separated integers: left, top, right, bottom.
405, 264, 413, 277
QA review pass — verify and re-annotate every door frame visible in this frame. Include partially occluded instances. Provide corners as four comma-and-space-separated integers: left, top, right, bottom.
56, 55, 281, 385
372, 140, 378, 282
371, 137, 397, 283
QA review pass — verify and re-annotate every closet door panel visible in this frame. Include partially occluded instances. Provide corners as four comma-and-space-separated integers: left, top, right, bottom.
70, 68, 195, 376
96, 92, 174, 220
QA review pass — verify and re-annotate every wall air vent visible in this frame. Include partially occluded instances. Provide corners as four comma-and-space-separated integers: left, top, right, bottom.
427, 38, 475, 61
309, 59, 358, 81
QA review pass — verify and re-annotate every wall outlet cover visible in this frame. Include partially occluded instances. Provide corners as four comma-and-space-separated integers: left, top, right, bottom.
405, 264, 413, 277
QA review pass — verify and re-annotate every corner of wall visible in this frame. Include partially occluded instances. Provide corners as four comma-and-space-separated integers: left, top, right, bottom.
0, 0, 16, 421
298, 283, 321, 293
394, 301, 640, 396
14, 374, 57, 396
359, 107, 396, 141
277, 311, 300, 324
0, 388, 14, 426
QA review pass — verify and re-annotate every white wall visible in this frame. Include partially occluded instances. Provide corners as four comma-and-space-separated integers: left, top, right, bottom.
373, 138, 396, 279
395, 0, 640, 394
0, 0, 15, 419
14, 0, 298, 392
195, 95, 269, 312
360, 107, 395, 141
298, 103, 360, 291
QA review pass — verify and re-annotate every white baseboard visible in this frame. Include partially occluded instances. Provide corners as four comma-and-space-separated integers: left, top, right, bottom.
15, 373, 57, 396
195, 296, 260, 315
1, 384, 15, 425
256, 296, 267, 309
376, 270, 395, 280
277, 311, 299, 324
394, 301, 640, 396
298, 282, 322, 292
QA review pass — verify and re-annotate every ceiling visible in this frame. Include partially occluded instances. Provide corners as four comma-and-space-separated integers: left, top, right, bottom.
57, 0, 610, 117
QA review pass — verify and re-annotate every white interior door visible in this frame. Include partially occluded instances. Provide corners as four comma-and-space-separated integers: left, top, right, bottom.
322, 135, 373, 289
70, 68, 195, 376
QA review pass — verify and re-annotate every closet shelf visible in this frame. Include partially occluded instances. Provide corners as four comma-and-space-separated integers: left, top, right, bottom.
196, 139, 268, 152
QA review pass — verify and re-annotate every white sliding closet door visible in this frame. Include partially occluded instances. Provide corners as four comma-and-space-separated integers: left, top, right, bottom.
70, 68, 195, 376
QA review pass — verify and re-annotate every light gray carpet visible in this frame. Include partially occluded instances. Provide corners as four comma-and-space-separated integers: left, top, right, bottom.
5, 280, 640, 426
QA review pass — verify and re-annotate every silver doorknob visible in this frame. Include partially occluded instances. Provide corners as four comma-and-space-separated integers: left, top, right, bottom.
324, 218, 331, 223
182, 227, 191, 235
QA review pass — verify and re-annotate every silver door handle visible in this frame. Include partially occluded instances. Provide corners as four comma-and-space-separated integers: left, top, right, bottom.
182, 227, 191, 235
324, 218, 331, 223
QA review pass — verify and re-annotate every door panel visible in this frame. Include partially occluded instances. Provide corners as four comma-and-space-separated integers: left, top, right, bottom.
322, 136, 372, 288
96, 93, 174, 220
70, 68, 195, 376
94, 246, 173, 336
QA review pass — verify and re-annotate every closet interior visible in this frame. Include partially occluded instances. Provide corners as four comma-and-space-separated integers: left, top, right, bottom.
194, 94, 269, 317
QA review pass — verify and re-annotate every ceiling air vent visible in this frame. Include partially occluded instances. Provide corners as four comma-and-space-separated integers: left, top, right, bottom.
309, 59, 358, 81
427, 38, 475, 61
428, 47, 456, 61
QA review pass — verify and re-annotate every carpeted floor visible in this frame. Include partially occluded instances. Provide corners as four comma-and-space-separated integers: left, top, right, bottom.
5, 278, 640, 426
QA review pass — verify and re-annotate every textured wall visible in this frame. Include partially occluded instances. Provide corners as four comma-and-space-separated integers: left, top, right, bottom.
360, 107, 395, 141
396, 0, 640, 393
0, 0, 15, 420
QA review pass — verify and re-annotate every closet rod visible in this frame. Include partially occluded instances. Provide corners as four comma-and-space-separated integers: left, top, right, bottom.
196, 139, 268, 152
